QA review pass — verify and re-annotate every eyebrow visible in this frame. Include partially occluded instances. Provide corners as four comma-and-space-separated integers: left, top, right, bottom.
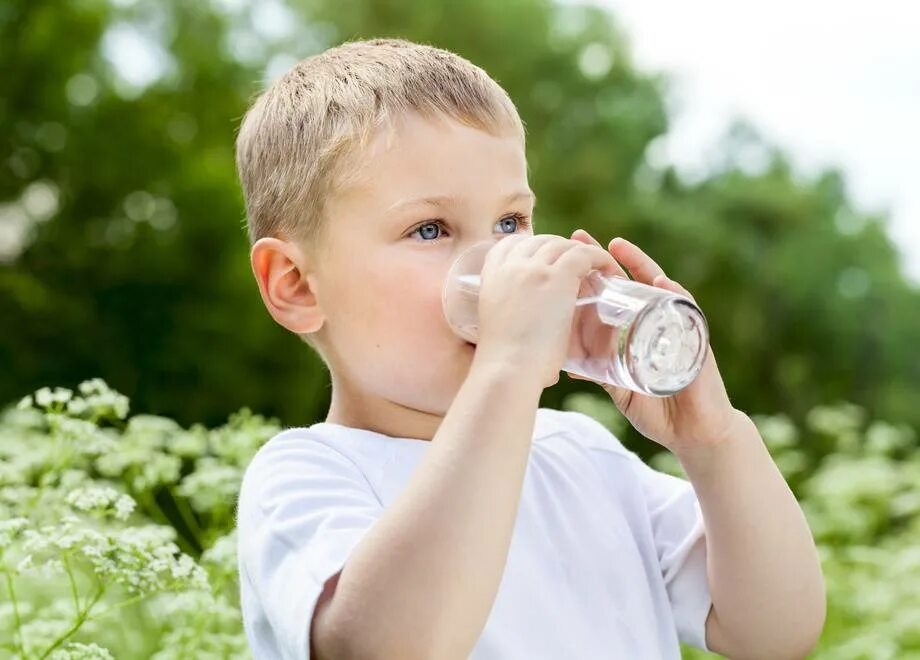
385, 190, 537, 214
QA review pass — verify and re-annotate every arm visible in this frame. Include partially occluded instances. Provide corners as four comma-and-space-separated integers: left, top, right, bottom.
565, 229, 826, 658
677, 410, 826, 659
313, 355, 543, 660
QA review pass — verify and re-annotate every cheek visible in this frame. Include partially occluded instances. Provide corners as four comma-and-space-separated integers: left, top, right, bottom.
374, 267, 450, 340
330, 259, 451, 350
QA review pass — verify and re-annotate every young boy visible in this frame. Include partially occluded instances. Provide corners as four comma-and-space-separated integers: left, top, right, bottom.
234, 38, 826, 659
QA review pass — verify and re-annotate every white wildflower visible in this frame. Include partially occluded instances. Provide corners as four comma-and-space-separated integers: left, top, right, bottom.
32, 386, 73, 410
170, 429, 208, 459
114, 493, 136, 520
806, 402, 865, 437
16, 553, 34, 573
0, 517, 28, 548
66, 397, 89, 416
200, 531, 237, 576
865, 421, 915, 456
177, 458, 241, 513
77, 378, 108, 396
35, 386, 54, 408
752, 413, 799, 450
66, 485, 136, 520
49, 642, 116, 659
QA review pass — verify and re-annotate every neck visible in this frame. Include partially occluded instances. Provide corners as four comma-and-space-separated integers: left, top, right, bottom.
325, 372, 443, 441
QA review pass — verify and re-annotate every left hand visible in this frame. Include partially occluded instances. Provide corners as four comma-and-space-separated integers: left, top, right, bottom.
566, 229, 743, 455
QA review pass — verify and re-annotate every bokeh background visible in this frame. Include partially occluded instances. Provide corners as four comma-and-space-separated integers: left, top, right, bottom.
2, 0, 919, 658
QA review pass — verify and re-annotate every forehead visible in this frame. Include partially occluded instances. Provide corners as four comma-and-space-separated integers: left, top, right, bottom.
334, 111, 529, 209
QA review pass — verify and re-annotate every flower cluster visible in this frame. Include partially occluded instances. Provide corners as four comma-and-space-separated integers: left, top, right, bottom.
1, 379, 279, 658
7, 379, 918, 658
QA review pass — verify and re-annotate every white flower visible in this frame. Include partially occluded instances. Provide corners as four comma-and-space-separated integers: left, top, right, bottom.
65, 485, 136, 520
49, 642, 116, 659
66, 397, 89, 416
16, 553, 34, 573
35, 386, 54, 408
201, 531, 238, 576
16, 394, 33, 410
177, 458, 241, 513
0, 517, 28, 549
32, 386, 73, 409
77, 378, 108, 396
806, 402, 865, 438
752, 413, 799, 450
114, 493, 136, 520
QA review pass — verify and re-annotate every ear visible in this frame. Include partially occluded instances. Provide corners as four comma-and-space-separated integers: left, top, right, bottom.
250, 237, 325, 334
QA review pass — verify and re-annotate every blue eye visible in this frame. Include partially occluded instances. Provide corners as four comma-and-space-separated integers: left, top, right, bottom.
409, 213, 531, 243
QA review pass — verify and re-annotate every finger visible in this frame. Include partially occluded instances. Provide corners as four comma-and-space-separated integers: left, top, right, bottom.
570, 229, 629, 279
529, 235, 577, 263
609, 237, 666, 285
483, 233, 528, 268
532, 236, 575, 265
513, 233, 561, 259
554, 243, 620, 279
525, 235, 579, 265
651, 274, 697, 303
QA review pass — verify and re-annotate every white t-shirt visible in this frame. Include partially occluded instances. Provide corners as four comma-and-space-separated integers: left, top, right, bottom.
236, 407, 713, 659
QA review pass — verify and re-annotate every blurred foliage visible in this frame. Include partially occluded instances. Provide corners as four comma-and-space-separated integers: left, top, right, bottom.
2, 383, 920, 657
2, 0, 918, 442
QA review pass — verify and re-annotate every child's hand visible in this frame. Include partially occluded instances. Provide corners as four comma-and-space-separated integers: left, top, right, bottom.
474, 233, 622, 390
566, 229, 741, 455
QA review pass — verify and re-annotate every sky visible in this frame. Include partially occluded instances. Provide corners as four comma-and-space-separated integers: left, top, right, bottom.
595, 0, 920, 283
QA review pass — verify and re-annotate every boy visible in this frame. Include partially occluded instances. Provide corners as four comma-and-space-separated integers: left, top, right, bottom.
234, 38, 826, 659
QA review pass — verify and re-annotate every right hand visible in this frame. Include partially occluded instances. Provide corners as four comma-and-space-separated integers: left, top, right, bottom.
472, 233, 623, 389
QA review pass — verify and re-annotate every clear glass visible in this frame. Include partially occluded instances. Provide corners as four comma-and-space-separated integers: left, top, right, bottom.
442, 239, 710, 396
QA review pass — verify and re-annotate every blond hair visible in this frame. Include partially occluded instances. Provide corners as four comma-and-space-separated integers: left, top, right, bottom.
235, 37, 526, 251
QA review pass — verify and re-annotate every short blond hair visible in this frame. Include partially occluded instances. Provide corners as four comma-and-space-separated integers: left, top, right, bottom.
235, 37, 526, 251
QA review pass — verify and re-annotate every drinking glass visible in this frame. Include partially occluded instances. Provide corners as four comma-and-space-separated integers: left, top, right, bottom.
442, 239, 710, 396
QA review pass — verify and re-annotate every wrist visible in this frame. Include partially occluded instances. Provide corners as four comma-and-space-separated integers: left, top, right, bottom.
673, 409, 760, 474
468, 350, 545, 396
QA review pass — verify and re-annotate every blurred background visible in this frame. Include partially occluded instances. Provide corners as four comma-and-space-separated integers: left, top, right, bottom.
3, 0, 920, 657
3, 0, 919, 434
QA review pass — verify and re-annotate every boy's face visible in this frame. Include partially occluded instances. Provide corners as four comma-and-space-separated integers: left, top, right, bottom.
313, 110, 535, 437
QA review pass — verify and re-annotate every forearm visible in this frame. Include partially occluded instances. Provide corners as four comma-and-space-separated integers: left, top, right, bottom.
324, 356, 543, 659
676, 410, 826, 659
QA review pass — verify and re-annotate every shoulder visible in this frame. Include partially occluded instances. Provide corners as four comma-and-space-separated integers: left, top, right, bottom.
242, 426, 348, 477
533, 407, 633, 460
238, 426, 375, 515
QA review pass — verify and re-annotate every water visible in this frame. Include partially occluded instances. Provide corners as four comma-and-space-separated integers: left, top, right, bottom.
448, 271, 708, 396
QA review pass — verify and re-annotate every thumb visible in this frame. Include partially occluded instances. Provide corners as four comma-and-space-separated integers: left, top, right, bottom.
652, 274, 698, 304
571, 229, 628, 279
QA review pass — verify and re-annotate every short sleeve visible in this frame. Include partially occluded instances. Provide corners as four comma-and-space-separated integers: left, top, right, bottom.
237, 433, 384, 660
628, 454, 712, 652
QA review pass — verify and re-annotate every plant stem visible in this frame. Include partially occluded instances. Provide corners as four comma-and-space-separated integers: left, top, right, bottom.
62, 552, 82, 615
170, 487, 204, 550
2, 569, 26, 659
37, 583, 106, 660
87, 593, 146, 622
